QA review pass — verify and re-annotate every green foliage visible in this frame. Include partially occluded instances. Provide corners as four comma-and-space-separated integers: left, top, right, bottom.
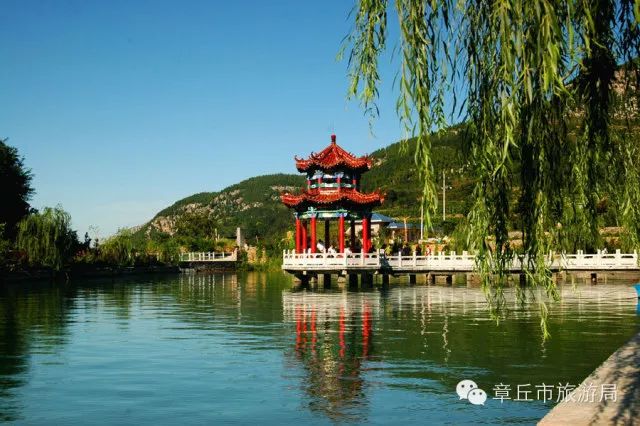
155, 192, 219, 218
154, 174, 305, 219
145, 237, 180, 264
175, 210, 215, 238
141, 123, 635, 265
346, 0, 640, 338
223, 174, 306, 203
0, 224, 12, 268
17, 206, 78, 271
361, 127, 471, 221
72, 229, 180, 267
99, 229, 136, 267
136, 174, 305, 255
0, 139, 34, 240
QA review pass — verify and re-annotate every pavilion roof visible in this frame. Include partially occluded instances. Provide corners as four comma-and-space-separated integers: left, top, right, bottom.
280, 188, 384, 210
294, 135, 372, 173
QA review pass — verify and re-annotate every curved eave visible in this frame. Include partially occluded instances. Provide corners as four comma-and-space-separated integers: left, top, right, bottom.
294, 159, 372, 173
280, 191, 385, 210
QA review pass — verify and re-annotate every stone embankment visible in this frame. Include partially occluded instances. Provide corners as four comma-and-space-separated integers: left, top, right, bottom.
539, 331, 640, 425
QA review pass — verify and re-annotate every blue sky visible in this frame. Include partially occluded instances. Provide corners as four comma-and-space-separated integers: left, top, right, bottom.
1, 0, 407, 238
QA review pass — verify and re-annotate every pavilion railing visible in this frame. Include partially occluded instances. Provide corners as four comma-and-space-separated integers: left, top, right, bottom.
282, 250, 382, 269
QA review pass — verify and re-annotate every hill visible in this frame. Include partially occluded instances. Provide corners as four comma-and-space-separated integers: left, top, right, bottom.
361, 126, 472, 221
134, 174, 305, 250
134, 109, 637, 255
133, 130, 472, 253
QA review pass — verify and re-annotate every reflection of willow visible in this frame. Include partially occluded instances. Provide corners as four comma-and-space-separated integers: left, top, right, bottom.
283, 292, 378, 422
0, 283, 73, 421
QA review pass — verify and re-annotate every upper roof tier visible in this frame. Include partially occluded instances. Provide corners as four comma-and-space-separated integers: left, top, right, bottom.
294, 135, 372, 173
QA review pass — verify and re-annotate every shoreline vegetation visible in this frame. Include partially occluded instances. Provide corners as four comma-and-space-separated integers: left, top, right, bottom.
2, 70, 638, 293
0, 251, 278, 284
1, 128, 636, 285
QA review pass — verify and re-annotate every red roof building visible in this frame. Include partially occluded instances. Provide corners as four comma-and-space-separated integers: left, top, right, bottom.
281, 135, 384, 254
294, 136, 372, 173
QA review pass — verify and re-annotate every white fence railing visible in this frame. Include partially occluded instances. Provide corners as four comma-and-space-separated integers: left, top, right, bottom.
385, 251, 477, 271
282, 249, 638, 271
559, 250, 638, 270
282, 251, 382, 269
180, 250, 238, 262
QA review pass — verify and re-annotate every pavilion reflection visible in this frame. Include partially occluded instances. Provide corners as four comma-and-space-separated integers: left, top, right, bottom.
282, 291, 379, 421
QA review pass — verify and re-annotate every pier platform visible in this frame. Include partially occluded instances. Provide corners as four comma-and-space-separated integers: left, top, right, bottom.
283, 249, 640, 275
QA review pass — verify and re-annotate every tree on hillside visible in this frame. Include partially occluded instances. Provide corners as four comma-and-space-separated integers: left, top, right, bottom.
174, 210, 217, 240
0, 139, 34, 239
173, 210, 218, 251
345, 0, 639, 336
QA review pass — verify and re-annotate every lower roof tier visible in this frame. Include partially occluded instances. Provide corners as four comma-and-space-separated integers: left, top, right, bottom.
280, 189, 384, 211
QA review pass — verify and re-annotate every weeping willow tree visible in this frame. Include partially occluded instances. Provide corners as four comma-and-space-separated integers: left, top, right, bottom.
345, 0, 639, 337
17, 206, 78, 271
99, 229, 136, 267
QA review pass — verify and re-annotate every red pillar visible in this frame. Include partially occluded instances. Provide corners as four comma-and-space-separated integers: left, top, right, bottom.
302, 221, 308, 252
339, 214, 345, 253
362, 216, 369, 254
295, 217, 301, 253
310, 216, 317, 253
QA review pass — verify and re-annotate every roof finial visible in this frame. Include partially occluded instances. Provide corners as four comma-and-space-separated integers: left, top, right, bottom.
331, 134, 336, 144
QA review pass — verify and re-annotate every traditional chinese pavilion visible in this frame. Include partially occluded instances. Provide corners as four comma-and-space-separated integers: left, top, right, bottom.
281, 135, 384, 254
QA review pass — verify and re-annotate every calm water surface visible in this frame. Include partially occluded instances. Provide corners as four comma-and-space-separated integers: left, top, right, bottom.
0, 272, 638, 424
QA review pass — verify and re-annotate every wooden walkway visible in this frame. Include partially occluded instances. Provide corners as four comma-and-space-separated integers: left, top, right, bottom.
282, 249, 639, 275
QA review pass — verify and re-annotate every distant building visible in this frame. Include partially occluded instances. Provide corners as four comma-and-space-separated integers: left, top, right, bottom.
386, 220, 421, 242
351, 213, 421, 242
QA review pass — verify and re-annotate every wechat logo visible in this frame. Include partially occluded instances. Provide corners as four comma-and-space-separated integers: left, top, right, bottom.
456, 379, 487, 405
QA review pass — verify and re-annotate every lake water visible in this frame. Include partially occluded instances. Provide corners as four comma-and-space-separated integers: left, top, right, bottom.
1, 272, 638, 424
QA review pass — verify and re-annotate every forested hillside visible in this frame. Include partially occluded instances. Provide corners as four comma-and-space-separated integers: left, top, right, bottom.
134, 113, 634, 254
133, 128, 474, 253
